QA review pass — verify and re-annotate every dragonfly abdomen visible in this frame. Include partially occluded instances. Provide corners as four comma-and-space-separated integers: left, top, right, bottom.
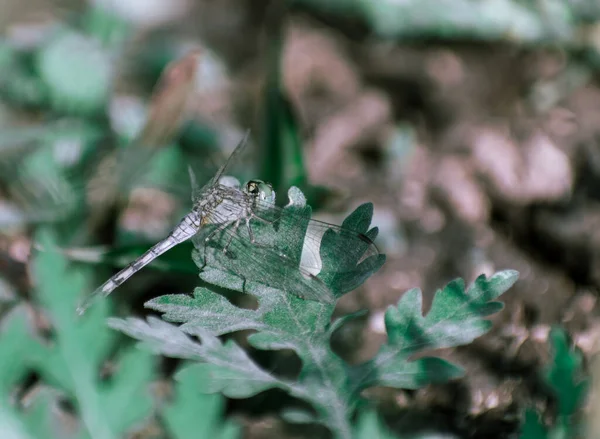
77, 211, 201, 314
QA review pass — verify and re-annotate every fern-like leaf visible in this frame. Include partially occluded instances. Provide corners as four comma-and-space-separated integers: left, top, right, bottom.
111, 187, 518, 438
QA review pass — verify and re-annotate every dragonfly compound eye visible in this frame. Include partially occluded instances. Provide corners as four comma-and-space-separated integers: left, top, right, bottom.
259, 183, 275, 203
247, 181, 260, 194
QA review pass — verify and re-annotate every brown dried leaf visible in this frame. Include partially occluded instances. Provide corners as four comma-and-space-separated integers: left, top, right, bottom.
137, 49, 202, 149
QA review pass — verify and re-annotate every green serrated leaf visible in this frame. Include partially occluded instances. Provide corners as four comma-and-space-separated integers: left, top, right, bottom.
520, 328, 587, 438
0, 306, 42, 392
544, 327, 588, 417
520, 409, 548, 439
108, 317, 284, 399
0, 310, 61, 438
163, 362, 240, 439
349, 270, 518, 392
189, 188, 384, 303
30, 229, 155, 439
354, 410, 398, 439
320, 203, 385, 297
21, 386, 74, 439
111, 188, 517, 439
100, 348, 155, 433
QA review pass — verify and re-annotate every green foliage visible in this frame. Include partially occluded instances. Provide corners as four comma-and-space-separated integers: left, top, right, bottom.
36, 29, 113, 114
354, 410, 398, 438
0, 3, 128, 114
291, 0, 600, 44
544, 328, 588, 417
520, 327, 588, 439
162, 364, 241, 439
81, 5, 131, 47
521, 410, 549, 439
0, 40, 47, 107
0, 307, 37, 395
349, 272, 511, 392
0, 229, 238, 438
32, 229, 154, 438
0, 307, 73, 439
110, 186, 518, 439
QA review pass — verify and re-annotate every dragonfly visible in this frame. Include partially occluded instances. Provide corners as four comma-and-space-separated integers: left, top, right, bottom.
77, 134, 381, 314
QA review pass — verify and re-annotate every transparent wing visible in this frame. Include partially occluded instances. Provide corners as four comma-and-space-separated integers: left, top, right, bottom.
253, 197, 380, 273
191, 131, 250, 204
191, 195, 380, 303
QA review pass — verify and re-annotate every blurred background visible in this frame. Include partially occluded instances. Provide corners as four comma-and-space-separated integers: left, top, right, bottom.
0, 0, 598, 438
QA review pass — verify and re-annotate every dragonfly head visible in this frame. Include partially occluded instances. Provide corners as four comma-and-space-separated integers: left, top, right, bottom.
245, 180, 275, 203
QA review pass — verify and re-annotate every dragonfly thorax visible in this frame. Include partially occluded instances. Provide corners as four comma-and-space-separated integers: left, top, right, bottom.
195, 184, 251, 226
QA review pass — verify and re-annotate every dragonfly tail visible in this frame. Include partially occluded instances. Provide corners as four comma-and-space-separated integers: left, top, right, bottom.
77, 213, 200, 315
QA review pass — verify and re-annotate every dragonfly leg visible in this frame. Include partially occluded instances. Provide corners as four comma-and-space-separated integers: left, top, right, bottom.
250, 212, 281, 234
245, 217, 255, 243
222, 219, 241, 255
245, 217, 274, 249
201, 220, 234, 264
204, 220, 233, 244
251, 213, 275, 224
